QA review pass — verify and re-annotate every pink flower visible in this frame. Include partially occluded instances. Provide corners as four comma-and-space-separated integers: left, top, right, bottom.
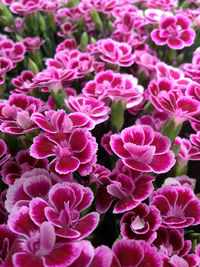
8, 207, 82, 267
0, 57, 13, 84
151, 15, 195, 49
10, 0, 40, 15
29, 182, 99, 240
95, 159, 155, 213
5, 168, 60, 213
0, 138, 10, 166
56, 38, 77, 53
101, 131, 113, 155
150, 185, 200, 228
0, 94, 44, 134
2, 149, 48, 185
110, 125, 175, 173
136, 111, 169, 132
83, 70, 143, 108
147, 0, 178, 11
97, 39, 135, 67
58, 22, 77, 37
0, 39, 25, 63
11, 70, 35, 94
30, 126, 97, 176
120, 203, 161, 243
174, 137, 200, 167
0, 224, 19, 266
39, 0, 61, 12
163, 175, 196, 190
65, 96, 111, 126
112, 239, 162, 267
32, 67, 76, 91
148, 79, 200, 124
154, 227, 199, 266
22, 37, 45, 52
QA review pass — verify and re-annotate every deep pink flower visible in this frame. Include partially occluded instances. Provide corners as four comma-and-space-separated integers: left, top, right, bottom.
151, 15, 195, 49
0, 40, 25, 63
11, 70, 35, 94
22, 37, 45, 52
0, 224, 19, 267
5, 168, 60, 213
181, 47, 200, 84
120, 203, 161, 243
79, 0, 118, 13
153, 227, 199, 266
96, 159, 154, 213
65, 96, 111, 126
150, 185, 200, 228
32, 109, 94, 132
2, 149, 48, 185
83, 70, 144, 108
10, 0, 40, 15
110, 125, 175, 173
0, 139, 10, 166
39, 0, 61, 12
0, 94, 44, 134
32, 67, 76, 91
58, 22, 77, 37
174, 137, 200, 167
97, 39, 135, 67
186, 82, 200, 102
156, 62, 192, 91
30, 126, 97, 175
0, 57, 13, 84
112, 239, 162, 267
147, 0, 178, 11
136, 111, 169, 132
56, 38, 77, 53
29, 182, 99, 240
101, 131, 114, 155
148, 79, 200, 124
8, 206, 82, 267
162, 175, 196, 191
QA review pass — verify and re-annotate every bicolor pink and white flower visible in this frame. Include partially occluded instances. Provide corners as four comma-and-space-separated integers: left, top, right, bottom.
30, 122, 97, 175
151, 15, 195, 49
8, 206, 83, 267
150, 185, 200, 228
0, 138, 10, 166
110, 125, 175, 173
0, 94, 45, 134
22, 37, 45, 52
65, 95, 111, 126
29, 182, 99, 240
95, 159, 155, 213
120, 203, 161, 243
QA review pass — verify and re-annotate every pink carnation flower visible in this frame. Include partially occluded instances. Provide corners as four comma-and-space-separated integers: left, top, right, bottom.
2, 149, 48, 185
112, 239, 162, 267
0, 94, 45, 134
8, 207, 83, 267
150, 185, 200, 228
10, 0, 40, 15
95, 159, 155, 213
0, 57, 13, 84
83, 70, 143, 108
120, 203, 161, 243
29, 182, 99, 240
11, 70, 35, 94
154, 227, 199, 266
151, 15, 195, 49
148, 79, 200, 124
65, 95, 111, 126
174, 136, 200, 167
0, 138, 10, 166
30, 125, 97, 176
22, 37, 45, 52
5, 168, 60, 213
110, 125, 175, 173
97, 39, 135, 67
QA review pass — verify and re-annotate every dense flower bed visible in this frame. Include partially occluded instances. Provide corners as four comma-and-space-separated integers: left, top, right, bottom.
1, 0, 200, 266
